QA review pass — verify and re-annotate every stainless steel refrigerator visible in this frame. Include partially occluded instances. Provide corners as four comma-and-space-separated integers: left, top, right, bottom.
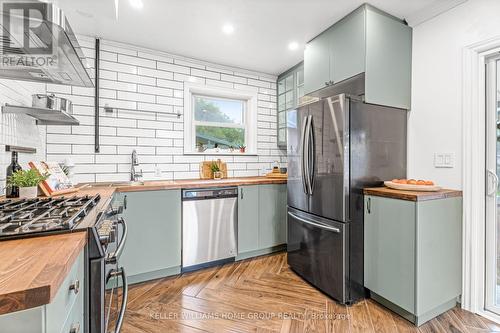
287, 93, 407, 304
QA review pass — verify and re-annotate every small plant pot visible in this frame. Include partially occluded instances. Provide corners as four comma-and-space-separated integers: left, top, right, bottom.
213, 171, 223, 180
239, 147, 246, 153
19, 186, 38, 199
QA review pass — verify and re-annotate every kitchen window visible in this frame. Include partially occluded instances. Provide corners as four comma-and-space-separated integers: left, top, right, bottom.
184, 84, 258, 154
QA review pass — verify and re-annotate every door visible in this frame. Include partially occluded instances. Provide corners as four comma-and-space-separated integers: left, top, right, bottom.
259, 185, 287, 248
304, 28, 332, 95
182, 196, 238, 268
308, 95, 350, 222
238, 186, 260, 254
485, 56, 500, 314
330, 6, 366, 83
287, 207, 347, 303
287, 105, 309, 212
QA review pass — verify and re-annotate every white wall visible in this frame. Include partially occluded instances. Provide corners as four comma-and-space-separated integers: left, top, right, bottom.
0, 80, 46, 195
409, 0, 500, 189
45, 38, 285, 183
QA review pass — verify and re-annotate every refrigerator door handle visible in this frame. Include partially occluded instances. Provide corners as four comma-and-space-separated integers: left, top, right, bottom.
288, 212, 341, 233
308, 116, 315, 195
304, 115, 313, 195
300, 115, 309, 194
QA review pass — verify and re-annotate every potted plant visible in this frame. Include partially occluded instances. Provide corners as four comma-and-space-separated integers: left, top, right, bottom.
196, 142, 206, 153
8, 169, 48, 199
239, 145, 246, 153
210, 161, 222, 180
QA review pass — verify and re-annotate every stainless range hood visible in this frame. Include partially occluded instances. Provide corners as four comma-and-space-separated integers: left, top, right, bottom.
0, 1, 93, 87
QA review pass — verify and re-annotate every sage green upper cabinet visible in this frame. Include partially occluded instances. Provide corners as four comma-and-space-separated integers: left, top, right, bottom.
365, 7, 412, 110
330, 6, 366, 83
119, 190, 181, 284
277, 63, 304, 148
304, 30, 332, 95
303, 4, 412, 110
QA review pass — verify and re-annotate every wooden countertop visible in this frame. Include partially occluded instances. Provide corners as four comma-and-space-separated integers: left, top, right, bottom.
363, 187, 463, 202
0, 232, 87, 315
0, 176, 286, 314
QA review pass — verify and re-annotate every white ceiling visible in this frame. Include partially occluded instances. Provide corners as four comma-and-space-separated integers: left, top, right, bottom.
55, 0, 450, 75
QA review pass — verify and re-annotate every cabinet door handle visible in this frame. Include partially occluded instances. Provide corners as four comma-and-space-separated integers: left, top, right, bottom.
69, 279, 80, 295
240, 188, 244, 199
123, 195, 128, 210
69, 322, 80, 333
367, 197, 371, 214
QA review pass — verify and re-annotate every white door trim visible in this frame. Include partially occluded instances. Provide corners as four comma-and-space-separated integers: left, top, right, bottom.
462, 36, 500, 317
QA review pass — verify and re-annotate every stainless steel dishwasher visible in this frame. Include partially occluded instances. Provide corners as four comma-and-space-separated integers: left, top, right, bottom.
182, 187, 238, 271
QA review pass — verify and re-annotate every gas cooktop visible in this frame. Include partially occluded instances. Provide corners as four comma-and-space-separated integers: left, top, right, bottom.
0, 195, 100, 240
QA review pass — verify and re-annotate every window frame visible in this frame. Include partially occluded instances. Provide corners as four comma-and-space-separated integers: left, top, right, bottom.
183, 83, 258, 155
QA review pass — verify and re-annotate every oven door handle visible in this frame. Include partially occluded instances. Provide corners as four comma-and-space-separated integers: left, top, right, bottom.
106, 218, 128, 264
106, 267, 128, 333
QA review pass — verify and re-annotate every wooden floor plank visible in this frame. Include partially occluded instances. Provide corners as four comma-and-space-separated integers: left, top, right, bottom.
348, 300, 375, 333
122, 252, 494, 333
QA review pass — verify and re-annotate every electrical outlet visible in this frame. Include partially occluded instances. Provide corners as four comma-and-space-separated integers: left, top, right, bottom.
154, 166, 162, 177
434, 153, 454, 168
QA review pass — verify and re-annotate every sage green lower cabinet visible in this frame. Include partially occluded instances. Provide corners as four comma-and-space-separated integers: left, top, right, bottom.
236, 184, 287, 260
238, 185, 260, 254
0, 250, 84, 333
119, 190, 181, 284
364, 195, 462, 326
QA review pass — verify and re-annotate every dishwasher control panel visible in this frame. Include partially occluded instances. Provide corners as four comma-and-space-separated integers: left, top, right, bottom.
182, 187, 238, 200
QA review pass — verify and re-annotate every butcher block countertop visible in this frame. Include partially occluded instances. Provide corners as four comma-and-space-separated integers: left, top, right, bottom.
0, 176, 286, 315
0, 232, 86, 315
81, 176, 287, 193
363, 187, 462, 202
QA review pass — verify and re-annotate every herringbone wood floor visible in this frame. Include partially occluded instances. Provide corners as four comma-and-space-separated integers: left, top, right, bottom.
120, 252, 500, 332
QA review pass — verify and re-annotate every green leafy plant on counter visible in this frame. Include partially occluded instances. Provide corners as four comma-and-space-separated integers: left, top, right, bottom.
8, 169, 49, 188
210, 161, 220, 173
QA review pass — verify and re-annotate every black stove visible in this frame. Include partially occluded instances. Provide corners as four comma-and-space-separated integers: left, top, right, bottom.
0, 195, 101, 239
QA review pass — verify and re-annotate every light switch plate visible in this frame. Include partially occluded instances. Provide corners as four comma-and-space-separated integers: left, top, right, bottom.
434, 153, 454, 168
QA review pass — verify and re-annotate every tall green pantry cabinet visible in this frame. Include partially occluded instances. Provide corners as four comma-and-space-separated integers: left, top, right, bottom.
363, 188, 462, 326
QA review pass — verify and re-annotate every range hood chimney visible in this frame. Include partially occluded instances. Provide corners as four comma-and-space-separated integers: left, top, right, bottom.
0, 1, 93, 87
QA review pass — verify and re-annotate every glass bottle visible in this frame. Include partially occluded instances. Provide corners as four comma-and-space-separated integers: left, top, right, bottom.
6, 152, 22, 198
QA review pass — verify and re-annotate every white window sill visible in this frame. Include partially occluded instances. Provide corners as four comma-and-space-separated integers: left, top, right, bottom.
184, 151, 258, 156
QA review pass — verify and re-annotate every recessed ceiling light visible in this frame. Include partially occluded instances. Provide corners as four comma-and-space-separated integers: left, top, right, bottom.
129, 0, 144, 9
222, 23, 235, 35
288, 41, 299, 51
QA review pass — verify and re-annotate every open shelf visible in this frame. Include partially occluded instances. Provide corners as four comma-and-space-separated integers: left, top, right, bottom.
2, 104, 79, 126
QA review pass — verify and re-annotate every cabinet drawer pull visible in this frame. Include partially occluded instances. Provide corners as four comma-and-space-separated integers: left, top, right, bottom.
69, 279, 80, 295
69, 322, 80, 333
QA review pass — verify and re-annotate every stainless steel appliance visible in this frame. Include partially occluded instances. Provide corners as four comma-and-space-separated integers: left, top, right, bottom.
182, 187, 237, 271
0, 2, 93, 87
88, 197, 128, 333
32, 94, 73, 114
0, 194, 128, 332
0, 195, 100, 239
287, 92, 407, 304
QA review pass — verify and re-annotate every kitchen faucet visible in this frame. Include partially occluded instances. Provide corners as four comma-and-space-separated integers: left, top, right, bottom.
130, 149, 143, 182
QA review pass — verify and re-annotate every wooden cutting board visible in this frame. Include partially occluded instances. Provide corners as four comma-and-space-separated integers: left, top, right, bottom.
265, 172, 287, 179
200, 160, 228, 179
384, 181, 442, 192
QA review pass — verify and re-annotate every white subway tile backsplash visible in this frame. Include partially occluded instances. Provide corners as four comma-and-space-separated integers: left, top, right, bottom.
100, 60, 138, 74
117, 72, 155, 86
118, 54, 156, 68
138, 67, 173, 80
42, 38, 284, 182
